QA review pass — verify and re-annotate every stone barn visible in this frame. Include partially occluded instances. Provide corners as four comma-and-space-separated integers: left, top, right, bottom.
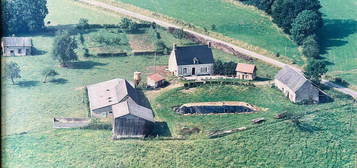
112, 98, 154, 139
87, 78, 140, 118
236, 63, 256, 80
168, 44, 214, 76
147, 73, 165, 88
1, 37, 32, 56
275, 66, 319, 103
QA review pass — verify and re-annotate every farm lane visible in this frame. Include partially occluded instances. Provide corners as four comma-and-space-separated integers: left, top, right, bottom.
76, 0, 357, 99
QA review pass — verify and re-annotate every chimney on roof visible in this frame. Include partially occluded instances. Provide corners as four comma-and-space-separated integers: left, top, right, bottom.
208, 41, 212, 48
173, 43, 177, 51
133, 72, 142, 88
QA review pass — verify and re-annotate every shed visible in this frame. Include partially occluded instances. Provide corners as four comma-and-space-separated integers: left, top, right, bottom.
275, 66, 319, 103
1, 37, 32, 56
86, 78, 140, 118
147, 73, 165, 88
112, 98, 154, 139
168, 44, 214, 76
236, 63, 257, 80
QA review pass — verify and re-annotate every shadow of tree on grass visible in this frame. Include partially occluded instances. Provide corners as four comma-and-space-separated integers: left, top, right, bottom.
17, 80, 40, 88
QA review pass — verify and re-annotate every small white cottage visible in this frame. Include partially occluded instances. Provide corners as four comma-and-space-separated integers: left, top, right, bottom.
168, 44, 214, 76
1, 37, 32, 56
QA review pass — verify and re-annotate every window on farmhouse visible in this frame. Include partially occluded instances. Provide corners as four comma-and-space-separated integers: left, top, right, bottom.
201, 67, 208, 73
18, 49, 22, 54
183, 68, 187, 74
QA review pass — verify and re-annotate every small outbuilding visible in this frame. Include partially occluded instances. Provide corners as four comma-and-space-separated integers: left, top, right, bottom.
1, 37, 32, 56
168, 44, 214, 76
112, 98, 154, 139
275, 66, 319, 103
147, 73, 165, 88
236, 63, 257, 80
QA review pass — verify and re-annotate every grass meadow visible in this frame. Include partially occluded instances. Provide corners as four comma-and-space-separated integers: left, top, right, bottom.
319, 0, 357, 87
112, 0, 303, 65
1, 0, 356, 167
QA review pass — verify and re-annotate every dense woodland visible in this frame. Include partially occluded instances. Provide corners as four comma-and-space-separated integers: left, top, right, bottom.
1, 0, 48, 35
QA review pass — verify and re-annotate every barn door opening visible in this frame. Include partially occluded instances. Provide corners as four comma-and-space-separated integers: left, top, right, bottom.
192, 68, 196, 75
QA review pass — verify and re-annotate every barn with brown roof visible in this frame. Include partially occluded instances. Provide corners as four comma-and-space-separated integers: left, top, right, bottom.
236, 63, 257, 80
147, 73, 165, 88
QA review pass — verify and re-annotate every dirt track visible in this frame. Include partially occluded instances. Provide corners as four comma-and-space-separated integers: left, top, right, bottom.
77, 0, 357, 99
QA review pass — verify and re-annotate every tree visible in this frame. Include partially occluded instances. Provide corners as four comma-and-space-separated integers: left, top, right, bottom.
271, 0, 321, 33
42, 68, 59, 83
5, 62, 21, 85
2, 0, 48, 34
211, 24, 217, 31
214, 60, 224, 75
77, 18, 89, 30
119, 18, 138, 33
52, 31, 78, 67
239, 0, 275, 14
304, 58, 328, 84
302, 35, 320, 58
290, 10, 323, 44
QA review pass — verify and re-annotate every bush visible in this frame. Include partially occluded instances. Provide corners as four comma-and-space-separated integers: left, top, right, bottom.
173, 28, 185, 39
302, 35, 320, 58
77, 18, 89, 30
214, 60, 237, 76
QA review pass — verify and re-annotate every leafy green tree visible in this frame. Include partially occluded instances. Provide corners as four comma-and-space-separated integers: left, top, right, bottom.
304, 58, 328, 84
302, 35, 320, 58
42, 68, 59, 83
290, 10, 323, 44
2, 0, 48, 34
271, 0, 321, 33
52, 31, 78, 67
211, 24, 217, 31
77, 18, 89, 30
5, 62, 21, 85
119, 18, 138, 33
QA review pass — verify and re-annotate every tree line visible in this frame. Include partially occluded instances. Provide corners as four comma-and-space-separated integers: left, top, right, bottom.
238, 0, 327, 84
2, 0, 48, 35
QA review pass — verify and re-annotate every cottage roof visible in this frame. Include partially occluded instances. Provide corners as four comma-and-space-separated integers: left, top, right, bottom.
174, 45, 214, 65
275, 66, 314, 92
112, 98, 154, 122
148, 73, 165, 82
87, 78, 139, 110
236, 63, 256, 74
2, 37, 32, 47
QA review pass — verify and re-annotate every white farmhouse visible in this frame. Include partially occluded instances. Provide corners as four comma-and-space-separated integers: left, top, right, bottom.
168, 44, 214, 76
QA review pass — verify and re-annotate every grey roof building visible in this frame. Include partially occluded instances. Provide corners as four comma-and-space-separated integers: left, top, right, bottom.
275, 66, 319, 103
168, 45, 214, 76
1, 37, 32, 56
87, 78, 154, 139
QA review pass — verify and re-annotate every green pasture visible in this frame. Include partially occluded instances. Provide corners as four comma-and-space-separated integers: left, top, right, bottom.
113, 0, 303, 65
319, 0, 357, 87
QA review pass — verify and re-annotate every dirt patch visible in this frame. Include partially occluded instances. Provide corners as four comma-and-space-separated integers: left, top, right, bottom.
180, 87, 197, 93
127, 34, 155, 52
75, 86, 85, 91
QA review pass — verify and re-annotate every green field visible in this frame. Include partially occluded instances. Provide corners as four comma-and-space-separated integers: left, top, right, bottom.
2, 0, 356, 167
113, 0, 303, 65
319, 0, 357, 87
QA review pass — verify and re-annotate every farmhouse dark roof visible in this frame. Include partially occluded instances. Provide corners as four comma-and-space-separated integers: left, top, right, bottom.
2, 37, 32, 47
174, 45, 214, 65
236, 63, 256, 74
275, 66, 314, 92
87, 78, 139, 110
112, 97, 154, 122
148, 73, 165, 82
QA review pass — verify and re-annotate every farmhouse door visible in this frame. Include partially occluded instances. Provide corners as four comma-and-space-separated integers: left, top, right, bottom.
192, 68, 196, 75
